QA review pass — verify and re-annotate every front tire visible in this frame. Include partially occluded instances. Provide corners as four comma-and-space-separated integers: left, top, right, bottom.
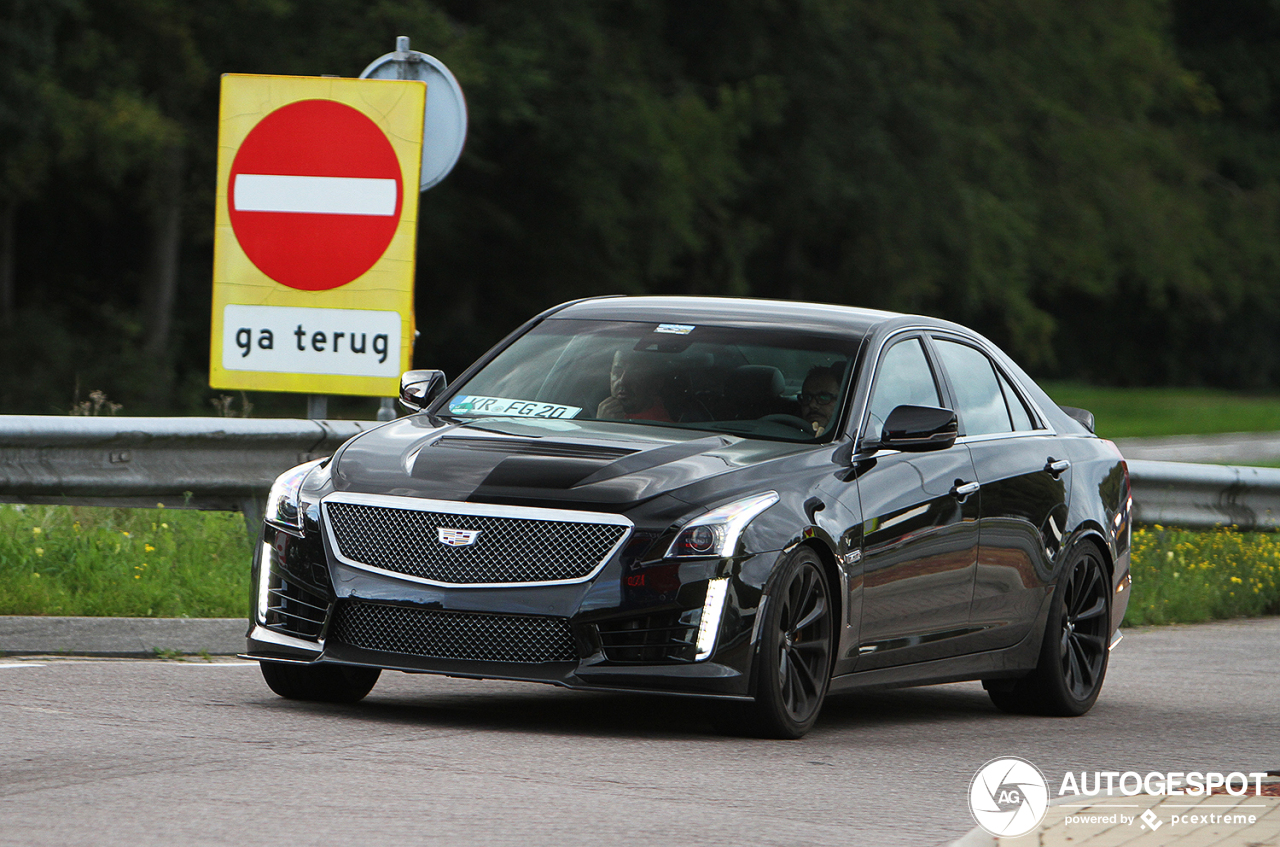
738, 547, 834, 738
259, 661, 381, 704
987, 542, 1111, 716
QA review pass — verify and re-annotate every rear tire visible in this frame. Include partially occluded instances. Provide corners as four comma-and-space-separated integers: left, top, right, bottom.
259, 661, 381, 704
987, 542, 1111, 716
735, 547, 834, 738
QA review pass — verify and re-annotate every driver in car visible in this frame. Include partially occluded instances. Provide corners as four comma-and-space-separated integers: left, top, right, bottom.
799, 365, 842, 436
597, 350, 673, 422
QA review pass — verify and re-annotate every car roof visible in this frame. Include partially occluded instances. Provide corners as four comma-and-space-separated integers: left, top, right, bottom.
535, 295, 1089, 436
551, 295, 952, 336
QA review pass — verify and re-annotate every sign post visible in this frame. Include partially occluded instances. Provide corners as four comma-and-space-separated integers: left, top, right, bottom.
360, 36, 468, 192
209, 74, 425, 398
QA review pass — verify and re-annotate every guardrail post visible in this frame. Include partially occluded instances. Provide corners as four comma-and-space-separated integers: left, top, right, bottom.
240, 495, 264, 541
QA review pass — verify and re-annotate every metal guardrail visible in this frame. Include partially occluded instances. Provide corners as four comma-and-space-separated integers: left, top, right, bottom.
2, 417, 1280, 532
1128, 459, 1280, 532
0, 416, 373, 532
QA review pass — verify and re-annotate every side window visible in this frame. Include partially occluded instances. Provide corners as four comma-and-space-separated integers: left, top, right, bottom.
997, 369, 1036, 431
867, 338, 942, 438
933, 339, 1012, 436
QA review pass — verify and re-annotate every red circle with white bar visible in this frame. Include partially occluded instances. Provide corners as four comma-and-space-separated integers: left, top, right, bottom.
228, 99, 403, 291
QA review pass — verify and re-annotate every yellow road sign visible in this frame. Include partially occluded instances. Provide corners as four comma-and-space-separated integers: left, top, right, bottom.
210, 74, 425, 396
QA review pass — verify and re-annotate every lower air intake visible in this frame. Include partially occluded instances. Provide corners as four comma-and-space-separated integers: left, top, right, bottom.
596, 610, 699, 664
262, 539, 334, 642
331, 601, 577, 664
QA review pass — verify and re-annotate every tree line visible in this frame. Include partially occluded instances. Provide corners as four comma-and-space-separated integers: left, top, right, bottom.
2, 0, 1279, 416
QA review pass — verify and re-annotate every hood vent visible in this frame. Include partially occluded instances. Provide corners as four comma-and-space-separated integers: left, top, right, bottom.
435, 435, 638, 462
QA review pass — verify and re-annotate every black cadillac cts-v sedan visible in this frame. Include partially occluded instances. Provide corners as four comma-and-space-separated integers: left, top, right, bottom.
247, 296, 1131, 738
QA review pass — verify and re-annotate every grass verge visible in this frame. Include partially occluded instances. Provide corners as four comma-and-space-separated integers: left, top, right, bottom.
4, 505, 1280, 627
1124, 526, 1280, 625
1041, 381, 1280, 439
0, 504, 251, 618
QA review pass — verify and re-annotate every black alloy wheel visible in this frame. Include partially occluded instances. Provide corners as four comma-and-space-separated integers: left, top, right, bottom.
259, 661, 381, 704
739, 547, 834, 738
986, 543, 1111, 716
1058, 548, 1111, 700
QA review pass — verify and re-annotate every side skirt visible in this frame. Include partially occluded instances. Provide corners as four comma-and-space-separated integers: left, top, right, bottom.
829, 592, 1053, 694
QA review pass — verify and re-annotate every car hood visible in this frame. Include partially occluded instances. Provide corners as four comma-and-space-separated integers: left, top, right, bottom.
328, 415, 810, 509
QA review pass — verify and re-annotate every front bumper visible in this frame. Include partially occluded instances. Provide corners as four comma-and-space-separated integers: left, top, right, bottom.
245, 520, 772, 699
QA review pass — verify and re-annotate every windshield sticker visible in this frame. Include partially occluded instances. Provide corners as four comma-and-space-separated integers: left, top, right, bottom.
448, 395, 582, 420
655, 324, 695, 335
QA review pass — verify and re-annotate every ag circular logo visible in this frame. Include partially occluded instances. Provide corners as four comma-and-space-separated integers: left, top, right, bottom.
969, 757, 1050, 838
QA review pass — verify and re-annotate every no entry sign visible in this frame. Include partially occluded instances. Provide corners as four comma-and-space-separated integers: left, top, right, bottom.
228, 99, 403, 291
210, 75, 425, 396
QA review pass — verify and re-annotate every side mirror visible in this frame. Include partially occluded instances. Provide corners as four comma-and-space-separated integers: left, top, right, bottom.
878, 405, 958, 452
399, 369, 448, 412
1060, 405, 1095, 433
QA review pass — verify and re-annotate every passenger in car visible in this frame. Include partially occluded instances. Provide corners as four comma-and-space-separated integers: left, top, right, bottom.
800, 364, 843, 435
596, 350, 673, 422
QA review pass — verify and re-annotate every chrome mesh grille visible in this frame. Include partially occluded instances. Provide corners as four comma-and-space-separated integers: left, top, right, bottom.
331, 601, 577, 663
325, 501, 628, 584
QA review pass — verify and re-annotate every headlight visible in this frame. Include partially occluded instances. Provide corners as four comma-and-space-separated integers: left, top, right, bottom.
265, 459, 325, 530
665, 491, 779, 558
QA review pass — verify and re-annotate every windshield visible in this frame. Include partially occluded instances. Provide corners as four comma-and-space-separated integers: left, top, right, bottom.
442, 318, 863, 442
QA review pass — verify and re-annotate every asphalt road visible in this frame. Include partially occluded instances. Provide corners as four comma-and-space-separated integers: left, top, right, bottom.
1, 618, 1277, 847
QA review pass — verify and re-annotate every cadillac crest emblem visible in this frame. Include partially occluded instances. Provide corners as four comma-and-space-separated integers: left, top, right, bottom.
437, 527, 481, 547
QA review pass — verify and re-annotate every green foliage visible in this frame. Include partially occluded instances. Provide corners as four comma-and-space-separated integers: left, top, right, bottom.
1126, 525, 1280, 625
4, 0, 1280, 411
0, 504, 251, 617
5, 504, 1278, 629
1044, 381, 1280, 438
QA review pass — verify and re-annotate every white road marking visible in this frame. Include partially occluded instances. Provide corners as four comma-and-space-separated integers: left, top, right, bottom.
17, 705, 67, 714
0, 660, 256, 668
233, 174, 397, 216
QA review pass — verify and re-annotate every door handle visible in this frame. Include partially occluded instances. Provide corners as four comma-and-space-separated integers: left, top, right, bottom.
1045, 458, 1071, 478
952, 480, 980, 499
